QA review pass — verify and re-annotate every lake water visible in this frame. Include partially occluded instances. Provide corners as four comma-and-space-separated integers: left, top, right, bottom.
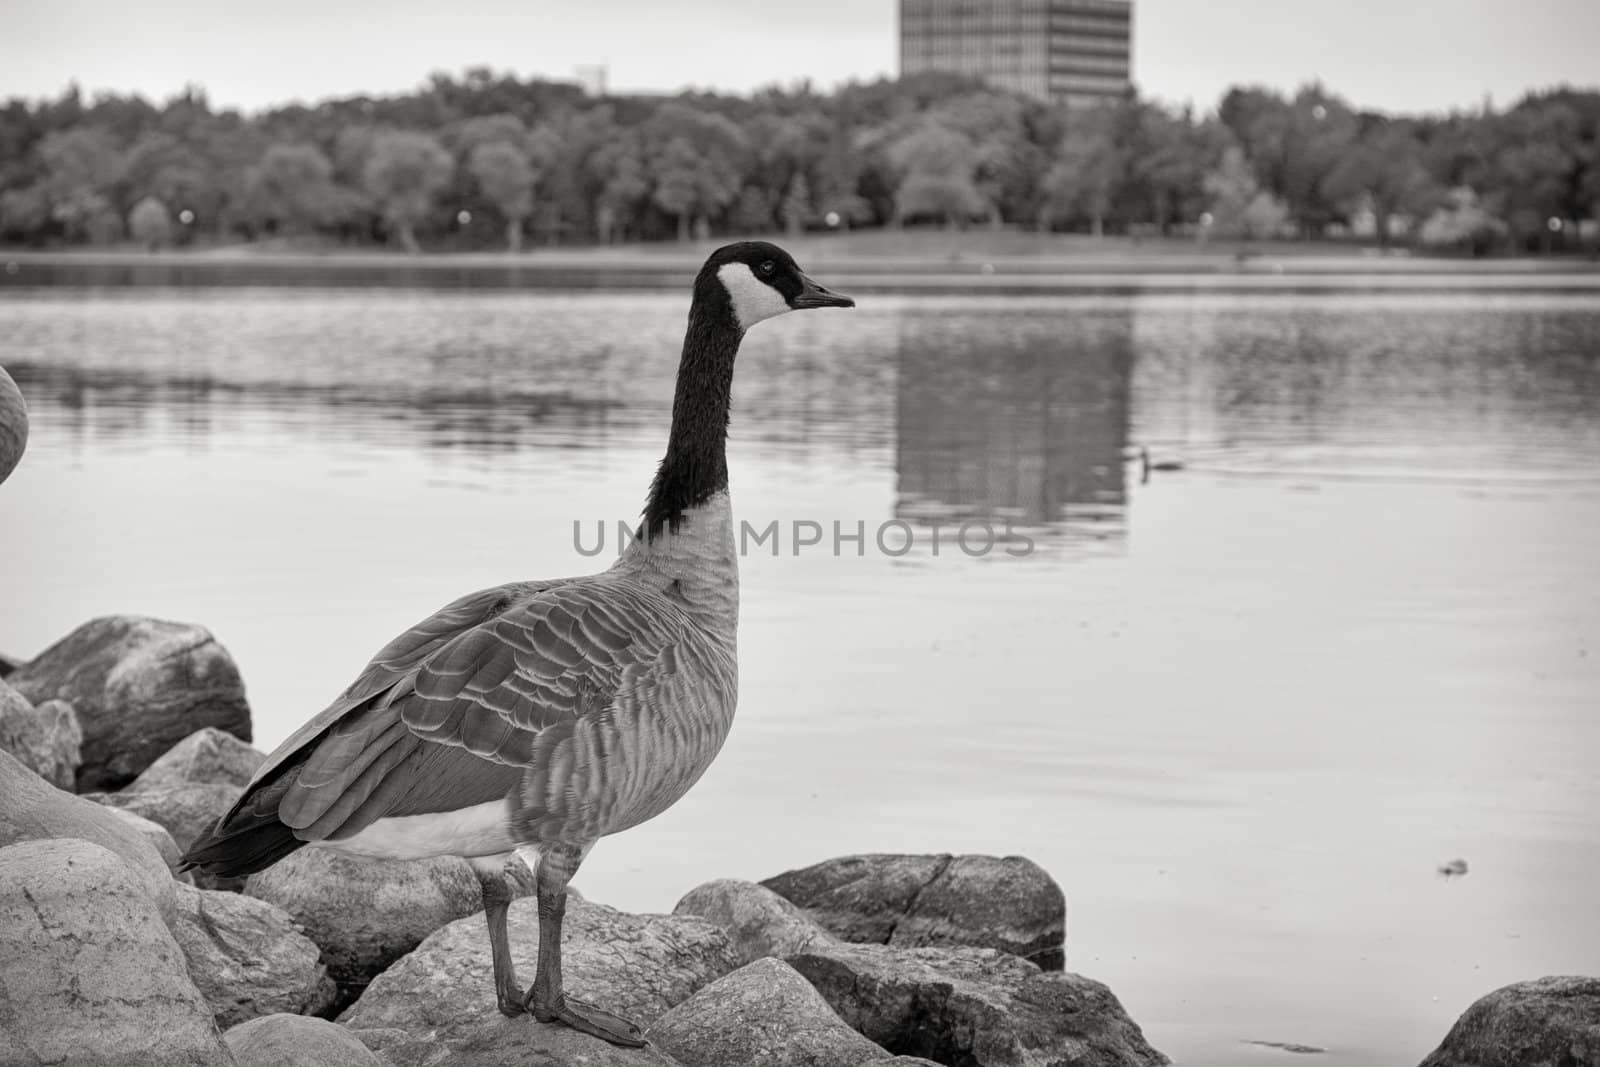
2, 275, 1598, 1066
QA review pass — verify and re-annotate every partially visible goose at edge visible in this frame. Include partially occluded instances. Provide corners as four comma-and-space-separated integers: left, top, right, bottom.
0, 363, 27, 485
182, 242, 856, 1046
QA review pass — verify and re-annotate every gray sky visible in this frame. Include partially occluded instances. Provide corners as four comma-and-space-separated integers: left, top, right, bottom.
4, 0, 1596, 116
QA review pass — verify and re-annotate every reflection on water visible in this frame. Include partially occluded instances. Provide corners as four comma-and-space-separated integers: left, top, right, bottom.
896, 306, 1132, 544
3, 285, 1600, 1067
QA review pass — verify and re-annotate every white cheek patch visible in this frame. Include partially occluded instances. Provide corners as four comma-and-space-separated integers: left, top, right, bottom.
717, 262, 792, 330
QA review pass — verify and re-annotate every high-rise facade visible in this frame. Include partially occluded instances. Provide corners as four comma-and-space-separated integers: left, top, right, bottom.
898, 0, 1133, 108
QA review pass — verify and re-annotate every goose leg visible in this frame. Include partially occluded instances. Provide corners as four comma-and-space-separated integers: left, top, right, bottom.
470, 859, 524, 1017
523, 844, 646, 1047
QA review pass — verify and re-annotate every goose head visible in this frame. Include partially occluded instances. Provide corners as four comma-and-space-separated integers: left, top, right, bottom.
695, 241, 855, 333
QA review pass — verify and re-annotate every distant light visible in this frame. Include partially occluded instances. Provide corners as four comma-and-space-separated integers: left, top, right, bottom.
178, 209, 195, 225
457, 210, 472, 226
1199, 212, 1214, 227
824, 211, 841, 229
1311, 104, 1328, 120
1547, 216, 1563, 232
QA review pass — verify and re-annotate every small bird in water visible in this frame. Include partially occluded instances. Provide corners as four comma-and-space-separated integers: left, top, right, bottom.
182, 242, 855, 1045
1138, 446, 1184, 485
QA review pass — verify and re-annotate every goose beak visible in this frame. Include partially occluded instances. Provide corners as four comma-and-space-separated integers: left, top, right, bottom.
791, 273, 855, 310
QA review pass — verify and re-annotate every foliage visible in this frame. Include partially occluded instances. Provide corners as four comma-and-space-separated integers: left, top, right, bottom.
1204, 146, 1290, 239
127, 195, 172, 249
361, 130, 454, 252
0, 71, 1595, 252
467, 140, 535, 251
887, 121, 989, 226
1418, 187, 1507, 253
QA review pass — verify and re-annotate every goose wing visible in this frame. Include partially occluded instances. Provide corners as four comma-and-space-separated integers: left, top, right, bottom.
225, 575, 703, 851
237, 580, 547, 797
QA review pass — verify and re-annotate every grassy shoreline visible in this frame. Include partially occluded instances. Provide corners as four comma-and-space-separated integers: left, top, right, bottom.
5, 233, 1599, 294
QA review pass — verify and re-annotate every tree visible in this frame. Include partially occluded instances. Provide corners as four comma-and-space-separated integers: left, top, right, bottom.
1205, 146, 1289, 239
886, 121, 987, 228
1219, 84, 1358, 236
1418, 187, 1507, 255
1322, 119, 1437, 244
121, 130, 219, 232
468, 141, 534, 251
240, 143, 349, 236
37, 127, 125, 242
781, 172, 811, 236
1037, 112, 1122, 235
128, 195, 172, 250
592, 130, 649, 244
642, 103, 748, 241
361, 130, 454, 253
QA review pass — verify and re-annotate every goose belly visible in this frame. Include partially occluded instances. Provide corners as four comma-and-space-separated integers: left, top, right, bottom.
317, 799, 516, 861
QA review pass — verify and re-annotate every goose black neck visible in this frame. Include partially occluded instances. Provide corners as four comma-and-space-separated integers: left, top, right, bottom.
642, 297, 742, 540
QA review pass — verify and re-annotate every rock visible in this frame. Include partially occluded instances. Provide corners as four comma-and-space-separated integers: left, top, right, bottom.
787, 940, 1168, 1067
649, 956, 890, 1067
341, 895, 738, 1065
90, 782, 244, 891
91, 780, 243, 853
129, 725, 266, 792
0, 747, 177, 922
764, 853, 1067, 970
0, 362, 26, 486
90, 779, 248, 890
674, 878, 837, 966
0, 838, 232, 1066
169, 880, 337, 1028
225, 1013, 382, 1067
350, 1023, 682, 1067
246, 848, 492, 1002
0, 679, 82, 790
7, 615, 252, 791
1419, 975, 1600, 1066
102, 803, 186, 873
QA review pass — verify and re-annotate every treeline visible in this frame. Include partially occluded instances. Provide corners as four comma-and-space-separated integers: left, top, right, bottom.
1, 67, 1597, 254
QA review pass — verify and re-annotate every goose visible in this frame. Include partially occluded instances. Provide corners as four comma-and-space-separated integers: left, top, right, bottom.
181, 242, 855, 1046
1138, 446, 1184, 485
0, 364, 27, 485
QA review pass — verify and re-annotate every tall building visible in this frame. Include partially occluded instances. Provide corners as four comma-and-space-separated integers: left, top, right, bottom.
898, 0, 1133, 108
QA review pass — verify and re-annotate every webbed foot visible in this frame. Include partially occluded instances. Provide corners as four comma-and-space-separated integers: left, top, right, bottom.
526, 989, 647, 1047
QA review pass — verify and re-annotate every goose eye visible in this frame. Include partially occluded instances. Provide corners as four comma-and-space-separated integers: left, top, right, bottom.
758, 261, 775, 276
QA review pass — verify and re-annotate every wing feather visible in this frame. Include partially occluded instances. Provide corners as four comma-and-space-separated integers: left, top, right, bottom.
199, 573, 712, 863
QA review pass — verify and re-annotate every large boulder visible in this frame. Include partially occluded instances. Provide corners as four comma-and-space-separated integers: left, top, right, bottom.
102, 803, 186, 873
674, 878, 837, 966
246, 848, 492, 1002
648, 956, 892, 1067
787, 940, 1168, 1067
225, 1014, 382, 1067
1419, 975, 1600, 1066
0, 362, 26, 486
341, 895, 739, 1066
0, 747, 177, 922
764, 854, 1066, 969
91, 781, 244, 854
169, 880, 337, 1028
7, 615, 252, 791
0, 838, 233, 1066
0, 679, 82, 790
128, 726, 265, 792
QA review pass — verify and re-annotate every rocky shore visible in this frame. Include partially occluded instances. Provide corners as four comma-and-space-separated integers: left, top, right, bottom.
2, 615, 1595, 1066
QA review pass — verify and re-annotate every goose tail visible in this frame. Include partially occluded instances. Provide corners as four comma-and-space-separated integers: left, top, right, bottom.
180, 773, 307, 877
